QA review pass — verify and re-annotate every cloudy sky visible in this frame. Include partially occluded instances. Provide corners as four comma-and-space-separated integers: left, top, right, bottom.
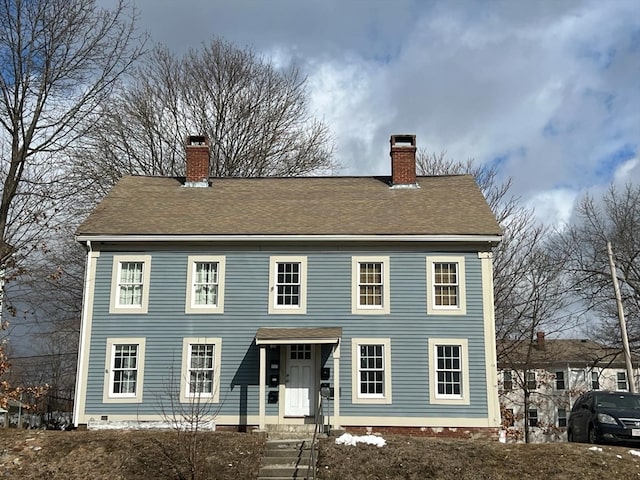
128, 0, 639, 225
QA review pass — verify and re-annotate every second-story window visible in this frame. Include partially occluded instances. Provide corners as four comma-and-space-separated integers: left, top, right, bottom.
186, 256, 226, 314
351, 257, 390, 315
503, 370, 513, 391
618, 372, 628, 391
426, 256, 466, 315
555, 371, 565, 390
110, 255, 151, 314
269, 256, 307, 314
526, 371, 536, 390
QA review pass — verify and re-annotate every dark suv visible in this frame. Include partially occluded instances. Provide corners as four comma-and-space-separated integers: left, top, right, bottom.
568, 391, 640, 444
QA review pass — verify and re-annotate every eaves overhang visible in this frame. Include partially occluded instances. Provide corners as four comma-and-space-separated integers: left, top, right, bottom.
76, 233, 502, 244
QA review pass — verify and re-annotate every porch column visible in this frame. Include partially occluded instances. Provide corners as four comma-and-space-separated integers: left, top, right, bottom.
333, 342, 341, 429
259, 344, 266, 430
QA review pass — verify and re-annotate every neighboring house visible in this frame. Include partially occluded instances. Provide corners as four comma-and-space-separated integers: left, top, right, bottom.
72, 134, 503, 436
498, 332, 640, 442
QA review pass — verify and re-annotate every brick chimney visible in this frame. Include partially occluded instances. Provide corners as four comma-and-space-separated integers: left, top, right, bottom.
536, 331, 545, 350
185, 135, 210, 187
390, 134, 418, 188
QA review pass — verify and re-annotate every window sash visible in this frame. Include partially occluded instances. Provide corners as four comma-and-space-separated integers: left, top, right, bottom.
529, 409, 538, 427
433, 262, 459, 308
591, 371, 600, 390
193, 262, 219, 306
558, 408, 567, 428
526, 371, 536, 390
357, 262, 383, 307
358, 344, 385, 397
187, 344, 215, 396
435, 344, 462, 397
275, 262, 301, 307
118, 262, 144, 306
111, 344, 138, 396
618, 372, 628, 390
555, 371, 565, 390
503, 370, 513, 391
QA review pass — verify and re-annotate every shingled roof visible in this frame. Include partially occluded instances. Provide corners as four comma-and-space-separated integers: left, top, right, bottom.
76, 174, 502, 238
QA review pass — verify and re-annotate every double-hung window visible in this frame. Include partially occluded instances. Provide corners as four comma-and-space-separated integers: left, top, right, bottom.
591, 371, 600, 390
185, 256, 226, 314
503, 370, 513, 391
351, 338, 392, 404
110, 255, 151, 314
426, 256, 466, 315
428, 338, 469, 405
351, 257, 390, 314
268, 256, 307, 314
526, 371, 537, 390
529, 408, 538, 427
555, 371, 566, 390
618, 371, 628, 391
180, 338, 222, 403
104, 338, 146, 403
558, 408, 567, 428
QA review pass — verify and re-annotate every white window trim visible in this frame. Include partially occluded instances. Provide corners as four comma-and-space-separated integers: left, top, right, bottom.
109, 255, 152, 314
103, 337, 146, 404
428, 338, 470, 405
426, 256, 466, 315
180, 337, 222, 403
185, 256, 226, 314
268, 256, 307, 314
351, 256, 390, 315
351, 338, 392, 404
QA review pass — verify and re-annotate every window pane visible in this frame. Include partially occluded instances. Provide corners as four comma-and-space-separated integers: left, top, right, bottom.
435, 344, 462, 397
118, 262, 144, 306
433, 263, 459, 307
275, 263, 301, 306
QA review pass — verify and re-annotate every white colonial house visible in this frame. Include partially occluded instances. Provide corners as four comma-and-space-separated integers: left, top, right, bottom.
498, 332, 640, 443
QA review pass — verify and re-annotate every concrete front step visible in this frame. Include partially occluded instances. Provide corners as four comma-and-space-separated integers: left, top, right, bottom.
258, 438, 317, 480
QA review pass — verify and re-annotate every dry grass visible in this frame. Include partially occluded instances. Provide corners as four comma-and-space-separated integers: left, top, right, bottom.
2, 429, 640, 479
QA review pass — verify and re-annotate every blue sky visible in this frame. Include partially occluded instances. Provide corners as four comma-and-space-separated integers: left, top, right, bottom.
124, 0, 639, 225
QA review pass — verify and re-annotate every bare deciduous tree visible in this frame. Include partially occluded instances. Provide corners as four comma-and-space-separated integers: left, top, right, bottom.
73, 38, 336, 204
557, 183, 640, 349
417, 151, 577, 442
0, 0, 145, 405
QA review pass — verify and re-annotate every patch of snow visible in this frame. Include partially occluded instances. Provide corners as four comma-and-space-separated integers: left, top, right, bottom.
588, 446, 603, 452
628, 450, 640, 457
335, 433, 386, 447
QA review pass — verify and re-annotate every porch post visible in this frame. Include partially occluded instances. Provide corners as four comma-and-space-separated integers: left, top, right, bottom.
259, 344, 266, 430
333, 341, 341, 429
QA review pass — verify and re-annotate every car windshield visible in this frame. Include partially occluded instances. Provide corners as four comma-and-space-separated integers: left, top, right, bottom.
595, 393, 640, 410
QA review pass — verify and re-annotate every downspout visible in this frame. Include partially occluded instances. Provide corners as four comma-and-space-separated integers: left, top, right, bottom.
72, 240, 92, 427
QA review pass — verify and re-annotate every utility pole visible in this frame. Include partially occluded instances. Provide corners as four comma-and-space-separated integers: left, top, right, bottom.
607, 241, 636, 393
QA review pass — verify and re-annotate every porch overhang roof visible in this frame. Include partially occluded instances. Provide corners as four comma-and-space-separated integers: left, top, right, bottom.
255, 327, 342, 345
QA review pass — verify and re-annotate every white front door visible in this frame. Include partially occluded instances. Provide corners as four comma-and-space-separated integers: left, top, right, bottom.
285, 344, 315, 417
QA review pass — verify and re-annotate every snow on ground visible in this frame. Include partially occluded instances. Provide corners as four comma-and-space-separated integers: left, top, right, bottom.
335, 433, 386, 447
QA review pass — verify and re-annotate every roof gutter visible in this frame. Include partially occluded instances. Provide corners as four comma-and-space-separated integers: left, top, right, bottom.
76, 234, 502, 244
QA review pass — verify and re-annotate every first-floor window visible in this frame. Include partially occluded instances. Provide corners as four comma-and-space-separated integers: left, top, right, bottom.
187, 344, 215, 396
351, 338, 392, 404
180, 337, 222, 403
428, 338, 469, 405
104, 338, 146, 403
591, 371, 600, 390
111, 344, 138, 395
502, 408, 515, 428
529, 408, 538, 427
359, 344, 385, 397
618, 372, 628, 391
436, 344, 462, 397
558, 408, 567, 428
